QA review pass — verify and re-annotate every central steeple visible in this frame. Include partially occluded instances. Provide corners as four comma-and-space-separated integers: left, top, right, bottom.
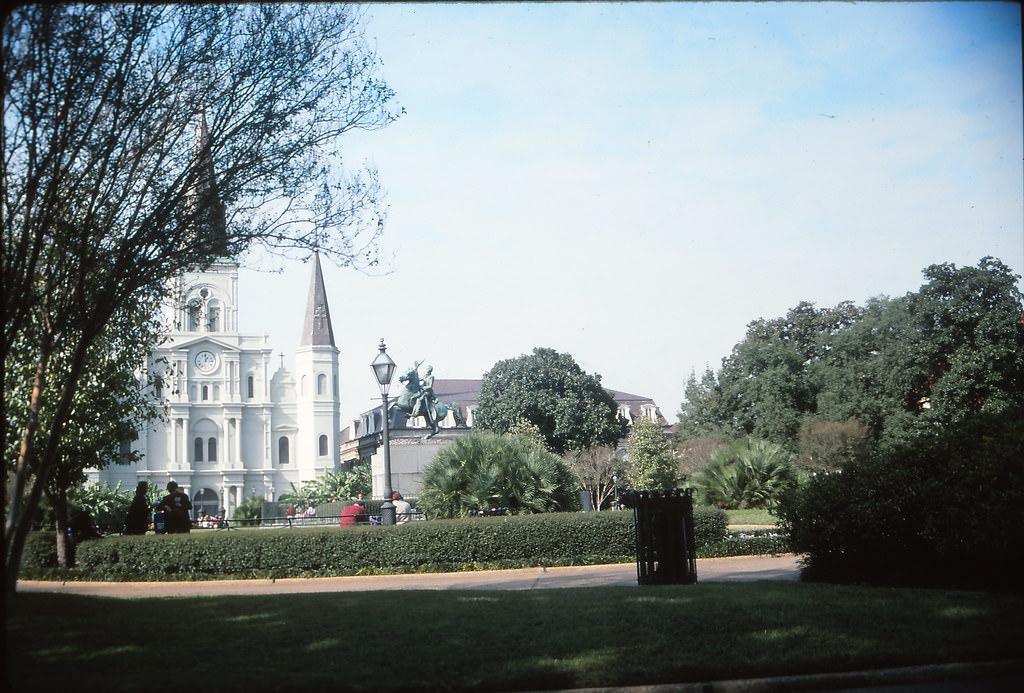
187, 111, 229, 256
301, 251, 336, 347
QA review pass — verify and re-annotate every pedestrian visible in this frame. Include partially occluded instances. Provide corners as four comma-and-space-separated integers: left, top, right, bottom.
393, 492, 413, 524
340, 500, 368, 526
161, 481, 193, 533
124, 481, 151, 535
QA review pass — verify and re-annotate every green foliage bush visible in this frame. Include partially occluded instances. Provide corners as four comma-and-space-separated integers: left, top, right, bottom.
692, 505, 729, 547
695, 438, 796, 510
22, 533, 60, 569
698, 530, 791, 559
419, 432, 579, 518
51, 506, 736, 580
779, 409, 1024, 592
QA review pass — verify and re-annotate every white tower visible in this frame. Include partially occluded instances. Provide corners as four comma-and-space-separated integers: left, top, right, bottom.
294, 252, 341, 479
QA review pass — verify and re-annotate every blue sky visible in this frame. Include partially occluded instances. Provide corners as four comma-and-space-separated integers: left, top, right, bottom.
239, 1, 1023, 426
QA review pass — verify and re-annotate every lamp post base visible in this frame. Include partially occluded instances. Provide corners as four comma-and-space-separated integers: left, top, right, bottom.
380, 500, 396, 526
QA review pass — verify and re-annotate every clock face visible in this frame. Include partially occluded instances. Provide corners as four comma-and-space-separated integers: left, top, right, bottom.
194, 350, 217, 373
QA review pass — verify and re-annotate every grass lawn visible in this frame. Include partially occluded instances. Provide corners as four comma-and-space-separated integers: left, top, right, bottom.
726, 508, 778, 526
7, 582, 1022, 692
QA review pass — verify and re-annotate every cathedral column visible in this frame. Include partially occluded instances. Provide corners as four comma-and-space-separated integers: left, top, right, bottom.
181, 418, 190, 470
232, 418, 241, 467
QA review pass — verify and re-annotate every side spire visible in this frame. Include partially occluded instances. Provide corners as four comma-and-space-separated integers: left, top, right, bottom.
301, 251, 336, 347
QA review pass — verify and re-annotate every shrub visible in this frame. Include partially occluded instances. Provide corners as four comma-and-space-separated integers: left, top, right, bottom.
21, 533, 60, 569
779, 409, 1024, 592
64, 506, 736, 580
692, 505, 729, 546
695, 438, 796, 510
419, 432, 579, 518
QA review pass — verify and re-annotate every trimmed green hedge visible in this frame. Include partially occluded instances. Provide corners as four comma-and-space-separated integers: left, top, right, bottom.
24, 507, 745, 581
698, 530, 792, 559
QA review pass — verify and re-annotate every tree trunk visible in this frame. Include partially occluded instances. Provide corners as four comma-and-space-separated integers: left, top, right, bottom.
6, 337, 89, 597
51, 489, 73, 568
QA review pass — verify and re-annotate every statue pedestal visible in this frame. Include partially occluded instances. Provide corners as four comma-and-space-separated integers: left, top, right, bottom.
370, 429, 465, 499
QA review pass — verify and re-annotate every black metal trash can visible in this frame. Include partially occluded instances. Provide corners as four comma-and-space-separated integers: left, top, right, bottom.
623, 488, 697, 585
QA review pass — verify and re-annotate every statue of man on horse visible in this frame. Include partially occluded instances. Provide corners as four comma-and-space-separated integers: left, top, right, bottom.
389, 361, 465, 437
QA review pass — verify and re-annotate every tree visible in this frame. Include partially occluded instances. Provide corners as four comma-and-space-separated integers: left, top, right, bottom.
418, 432, 579, 519
232, 496, 264, 524
475, 347, 627, 455
677, 301, 863, 447
3, 4, 399, 594
675, 434, 728, 481
565, 446, 623, 511
795, 418, 873, 473
694, 438, 796, 510
278, 465, 371, 508
625, 417, 677, 490
678, 258, 1024, 455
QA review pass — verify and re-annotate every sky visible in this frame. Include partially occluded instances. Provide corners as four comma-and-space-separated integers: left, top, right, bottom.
237, 1, 1023, 426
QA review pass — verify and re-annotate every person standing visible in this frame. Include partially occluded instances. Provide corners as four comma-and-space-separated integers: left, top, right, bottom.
161, 481, 193, 533
124, 481, 151, 535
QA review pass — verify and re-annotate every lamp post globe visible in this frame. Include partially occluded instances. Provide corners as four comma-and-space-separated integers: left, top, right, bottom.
372, 339, 397, 526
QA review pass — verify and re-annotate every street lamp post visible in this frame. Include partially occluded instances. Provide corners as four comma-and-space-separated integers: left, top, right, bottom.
371, 338, 397, 526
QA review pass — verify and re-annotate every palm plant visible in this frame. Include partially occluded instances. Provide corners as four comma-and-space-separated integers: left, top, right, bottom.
695, 438, 796, 510
419, 432, 580, 519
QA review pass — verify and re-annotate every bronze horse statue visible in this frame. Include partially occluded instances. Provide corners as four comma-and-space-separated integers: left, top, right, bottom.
389, 365, 464, 437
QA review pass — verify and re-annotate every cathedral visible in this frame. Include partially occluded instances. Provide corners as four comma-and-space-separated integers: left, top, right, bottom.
85, 117, 341, 519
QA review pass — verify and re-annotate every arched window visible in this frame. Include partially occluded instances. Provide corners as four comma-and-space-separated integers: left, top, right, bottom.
318, 434, 328, 456
207, 301, 221, 332
187, 300, 201, 332
316, 373, 327, 396
194, 437, 204, 462
278, 436, 290, 464
247, 375, 254, 399
202, 385, 209, 401
207, 437, 217, 462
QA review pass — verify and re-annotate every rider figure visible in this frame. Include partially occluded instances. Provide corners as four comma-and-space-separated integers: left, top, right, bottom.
408, 363, 438, 420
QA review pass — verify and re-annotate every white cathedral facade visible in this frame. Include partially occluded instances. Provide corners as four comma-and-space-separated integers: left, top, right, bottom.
86, 254, 342, 519
86, 118, 341, 519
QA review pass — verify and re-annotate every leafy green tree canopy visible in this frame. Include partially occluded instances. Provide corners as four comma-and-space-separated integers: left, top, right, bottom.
475, 347, 627, 454
678, 258, 1024, 454
625, 417, 677, 491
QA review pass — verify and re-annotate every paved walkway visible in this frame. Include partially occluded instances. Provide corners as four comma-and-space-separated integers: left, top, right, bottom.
17, 555, 801, 597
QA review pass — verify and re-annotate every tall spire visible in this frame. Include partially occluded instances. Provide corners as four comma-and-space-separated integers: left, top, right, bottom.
187, 111, 229, 255
301, 252, 336, 347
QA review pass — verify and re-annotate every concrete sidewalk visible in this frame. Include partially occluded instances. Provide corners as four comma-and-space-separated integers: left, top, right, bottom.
17, 555, 801, 597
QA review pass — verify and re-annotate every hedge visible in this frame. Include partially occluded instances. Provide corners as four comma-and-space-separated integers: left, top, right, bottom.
24, 506, 741, 581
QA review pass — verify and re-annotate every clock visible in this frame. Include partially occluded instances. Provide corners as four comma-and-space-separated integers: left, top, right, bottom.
194, 350, 217, 373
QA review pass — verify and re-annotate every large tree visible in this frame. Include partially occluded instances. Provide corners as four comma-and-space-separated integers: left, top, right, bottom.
475, 347, 627, 455
677, 301, 863, 446
3, 4, 399, 594
677, 258, 1024, 453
